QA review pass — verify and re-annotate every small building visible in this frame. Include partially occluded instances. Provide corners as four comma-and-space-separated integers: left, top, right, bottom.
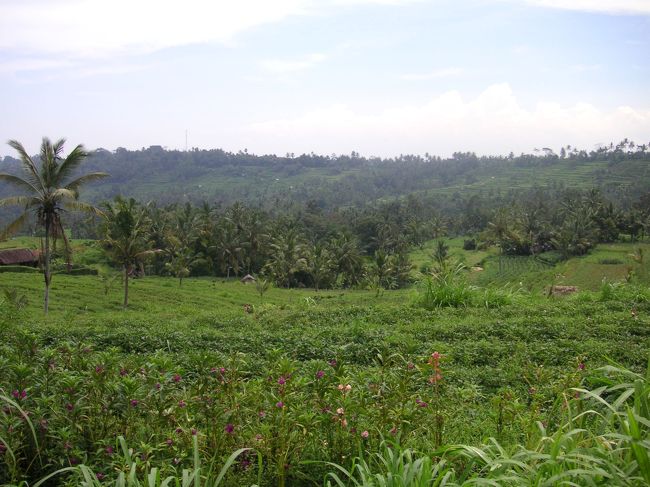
240, 274, 256, 284
0, 248, 39, 267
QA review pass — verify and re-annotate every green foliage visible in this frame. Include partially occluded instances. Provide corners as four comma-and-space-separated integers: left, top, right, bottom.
0, 265, 39, 273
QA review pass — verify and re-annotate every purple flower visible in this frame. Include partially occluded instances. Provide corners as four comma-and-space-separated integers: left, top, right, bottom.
11, 390, 26, 400
106, 446, 114, 455
95, 365, 104, 374
96, 473, 105, 480
191, 428, 197, 436
66, 403, 74, 411
416, 399, 428, 408
120, 368, 128, 376
578, 363, 585, 370
178, 400, 186, 408
166, 438, 173, 447
258, 410, 266, 418
276, 401, 284, 409
328, 359, 337, 367
155, 383, 161, 390
316, 370, 325, 379
130, 399, 139, 407
361, 430, 369, 439
277, 376, 286, 385
175, 427, 183, 434
224, 424, 234, 434
172, 373, 182, 383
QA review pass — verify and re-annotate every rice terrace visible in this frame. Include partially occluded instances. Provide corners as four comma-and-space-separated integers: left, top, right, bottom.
1, 1, 650, 486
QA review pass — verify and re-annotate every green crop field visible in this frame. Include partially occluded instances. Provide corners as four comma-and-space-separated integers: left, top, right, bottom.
2, 237, 650, 486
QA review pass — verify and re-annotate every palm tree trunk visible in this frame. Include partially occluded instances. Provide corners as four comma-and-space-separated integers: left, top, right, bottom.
44, 215, 51, 315
123, 265, 129, 308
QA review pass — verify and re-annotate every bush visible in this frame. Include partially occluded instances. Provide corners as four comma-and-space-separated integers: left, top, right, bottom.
0, 265, 39, 273
598, 258, 624, 265
463, 238, 477, 250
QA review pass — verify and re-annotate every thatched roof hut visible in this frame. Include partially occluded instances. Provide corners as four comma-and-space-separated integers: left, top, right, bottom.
0, 248, 39, 266
240, 274, 256, 283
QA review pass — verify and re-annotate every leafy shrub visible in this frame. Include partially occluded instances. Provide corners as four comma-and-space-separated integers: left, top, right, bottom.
463, 239, 477, 251
0, 265, 39, 273
598, 258, 624, 265
416, 264, 473, 309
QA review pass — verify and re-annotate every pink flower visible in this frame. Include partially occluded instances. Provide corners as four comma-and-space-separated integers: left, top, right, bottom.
106, 446, 114, 455
389, 426, 397, 436
96, 473, 105, 480
224, 424, 234, 434
66, 403, 74, 411
130, 399, 139, 407
361, 430, 369, 439
95, 365, 104, 374
336, 407, 344, 415
277, 376, 286, 385
276, 401, 284, 409
166, 438, 173, 446
316, 370, 325, 379
578, 363, 585, 370
172, 374, 182, 383
120, 368, 128, 376
259, 410, 266, 418
176, 427, 184, 434
178, 400, 186, 408
191, 428, 197, 436
328, 359, 337, 367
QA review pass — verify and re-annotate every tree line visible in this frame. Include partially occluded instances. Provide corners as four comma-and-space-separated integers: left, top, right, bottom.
2, 137, 650, 312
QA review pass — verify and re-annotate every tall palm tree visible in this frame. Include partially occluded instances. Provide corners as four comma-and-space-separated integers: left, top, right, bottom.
101, 197, 156, 308
0, 138, 108, 313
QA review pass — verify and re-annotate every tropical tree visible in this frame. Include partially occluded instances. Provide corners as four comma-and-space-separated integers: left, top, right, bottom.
0, 138, 108, 313
101, 197, 156, 308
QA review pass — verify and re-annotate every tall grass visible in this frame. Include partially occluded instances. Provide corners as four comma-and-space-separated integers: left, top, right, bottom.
323, 357, 650, 486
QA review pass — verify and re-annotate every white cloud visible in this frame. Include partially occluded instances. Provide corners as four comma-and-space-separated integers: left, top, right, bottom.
0, 0, 312, 57
247, 84, 650, 156
399, 67, 463, 80
260, 53, 327, 73
524, 0, 650, 15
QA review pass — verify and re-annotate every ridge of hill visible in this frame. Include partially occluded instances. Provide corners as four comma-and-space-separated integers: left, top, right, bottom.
1, 144, 648, 208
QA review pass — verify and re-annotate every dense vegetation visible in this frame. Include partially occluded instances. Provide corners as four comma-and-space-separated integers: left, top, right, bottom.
1, 139, 650, 485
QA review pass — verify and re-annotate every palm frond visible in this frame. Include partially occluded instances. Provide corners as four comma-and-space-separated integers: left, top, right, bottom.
0, 173, 41, 195
51, 188, 77, 200
64, 200, 105, 217
57, 144, 91, 183
7, 139, 45, 192
65, 172, 109, 196
0, 211, 29, 240
0, 195, 39, 208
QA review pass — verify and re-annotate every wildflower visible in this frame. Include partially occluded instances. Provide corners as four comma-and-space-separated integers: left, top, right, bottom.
130, 399, 139, 407
578, 362, 585, 370
389, 426, 397, 436
338, 384, 344, 391
172, 374, 182, 383
276, 401, 284, 409
191, 428, 197, 436
11, 390, 26, 400
341, 419, 348, 428
155, 383, 161, 390
258, 410, 266, 418
328, 359, 337, 367
106, 446, 114, 455
345, 384, 352, 392
96, 473, 105, 481
407, 362, 415, 370
255, 434, 263, 441
70, 457, 79, 465
175, 427, 183, 434
95, 365, 104, 374
316, 370, 325, 379
66, 403, 74, 411
416, 399, 428, 408
120, 368, 128, 376
166, 439, 173, 447
336, 407, 344, 415
361, 430, 369, 439
220, 367, 226, 375
173, 458, 181, 465
178, 400, 186, 408
277, 376, 286, 385
224, 424, 234, 434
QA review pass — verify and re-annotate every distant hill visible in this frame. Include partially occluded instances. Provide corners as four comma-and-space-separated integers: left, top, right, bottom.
1, 141, 649, 209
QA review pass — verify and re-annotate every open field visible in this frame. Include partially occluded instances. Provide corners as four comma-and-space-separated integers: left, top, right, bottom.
2, 243, 650, 484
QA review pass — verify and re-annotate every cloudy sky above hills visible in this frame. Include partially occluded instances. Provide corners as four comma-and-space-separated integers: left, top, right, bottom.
1, 0, 649, 157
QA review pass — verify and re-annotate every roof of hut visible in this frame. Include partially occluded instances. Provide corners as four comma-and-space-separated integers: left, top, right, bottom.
0, 248, 39, 265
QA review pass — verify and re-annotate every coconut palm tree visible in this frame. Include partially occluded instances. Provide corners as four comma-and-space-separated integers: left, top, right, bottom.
0, 138, 108, 313
101, 197, 157, 308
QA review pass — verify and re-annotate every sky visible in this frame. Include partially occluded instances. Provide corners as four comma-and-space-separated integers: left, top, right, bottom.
0, 0, 649, 158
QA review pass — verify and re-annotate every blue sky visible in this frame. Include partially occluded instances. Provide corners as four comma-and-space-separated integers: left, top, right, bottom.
1, 0, 649, 157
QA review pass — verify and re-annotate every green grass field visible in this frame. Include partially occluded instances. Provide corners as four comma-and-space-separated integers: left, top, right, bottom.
1, 238, 650, 485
